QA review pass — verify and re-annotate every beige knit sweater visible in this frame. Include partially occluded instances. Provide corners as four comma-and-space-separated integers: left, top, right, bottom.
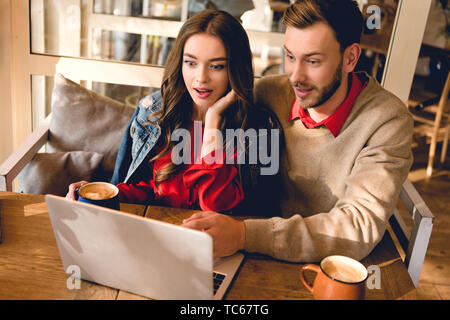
244, 72, 413, 262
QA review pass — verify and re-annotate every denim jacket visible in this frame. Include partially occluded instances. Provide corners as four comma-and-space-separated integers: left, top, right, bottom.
111, 90, 282, 216
111, 90, 163, 186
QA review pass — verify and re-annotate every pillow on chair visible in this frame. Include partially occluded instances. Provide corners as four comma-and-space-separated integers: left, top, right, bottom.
48, 74, 135, 176
18, 151, 104, 196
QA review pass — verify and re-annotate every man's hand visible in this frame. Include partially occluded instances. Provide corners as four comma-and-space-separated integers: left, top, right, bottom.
182, 211, 245, 260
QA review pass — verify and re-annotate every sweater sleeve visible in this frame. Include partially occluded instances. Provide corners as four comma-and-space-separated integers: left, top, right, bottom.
244, 93, 414, 262
183, 149, 244, 213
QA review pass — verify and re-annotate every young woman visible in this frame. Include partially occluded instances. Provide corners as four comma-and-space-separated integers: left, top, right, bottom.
68, 10, 280, 214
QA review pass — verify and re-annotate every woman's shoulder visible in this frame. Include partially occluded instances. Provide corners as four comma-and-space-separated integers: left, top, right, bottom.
137, 91, 163, 112
135, 91, 163, 123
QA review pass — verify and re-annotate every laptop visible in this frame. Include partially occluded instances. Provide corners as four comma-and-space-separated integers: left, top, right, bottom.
45, 194, 244, 300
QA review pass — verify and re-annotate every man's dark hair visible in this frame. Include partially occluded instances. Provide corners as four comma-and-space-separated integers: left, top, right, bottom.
282, 0, 364, 51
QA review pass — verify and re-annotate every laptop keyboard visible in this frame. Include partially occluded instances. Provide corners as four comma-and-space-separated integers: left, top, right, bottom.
213, 272, 226, 295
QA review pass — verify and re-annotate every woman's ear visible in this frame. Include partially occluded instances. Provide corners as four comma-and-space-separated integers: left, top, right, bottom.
343, 43, 362, 73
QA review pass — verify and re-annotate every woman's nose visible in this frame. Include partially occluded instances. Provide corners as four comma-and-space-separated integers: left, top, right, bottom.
196, 65, 209, 84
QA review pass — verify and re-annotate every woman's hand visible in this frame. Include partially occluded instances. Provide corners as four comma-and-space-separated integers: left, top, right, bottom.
205, 89, 237, 121
65, 180, 89, 200
201, 90, 237, 158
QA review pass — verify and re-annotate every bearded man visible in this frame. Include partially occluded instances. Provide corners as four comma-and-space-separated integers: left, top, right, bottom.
183, 0, 413, 263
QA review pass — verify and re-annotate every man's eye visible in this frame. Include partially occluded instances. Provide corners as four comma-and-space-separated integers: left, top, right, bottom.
286, 53, 294, 61
308, 60, 320, 65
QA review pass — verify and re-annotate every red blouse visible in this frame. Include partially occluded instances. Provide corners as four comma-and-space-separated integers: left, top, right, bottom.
116, 124, 244, 212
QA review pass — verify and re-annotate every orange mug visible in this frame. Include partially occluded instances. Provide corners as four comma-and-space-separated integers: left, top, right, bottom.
299, 255, 368, 300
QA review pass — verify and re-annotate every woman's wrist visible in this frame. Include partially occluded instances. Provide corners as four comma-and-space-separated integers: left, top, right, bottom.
204, 109, 222, 130
201, 111, 223, 158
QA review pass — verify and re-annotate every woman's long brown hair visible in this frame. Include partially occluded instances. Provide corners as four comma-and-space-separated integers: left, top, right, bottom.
148, 10, 254, 188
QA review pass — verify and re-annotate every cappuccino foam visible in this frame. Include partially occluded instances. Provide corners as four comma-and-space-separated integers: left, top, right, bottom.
322, 257, 367, 283
79, 183, 117, 200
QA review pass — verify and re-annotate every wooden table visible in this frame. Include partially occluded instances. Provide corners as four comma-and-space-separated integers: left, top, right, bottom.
0, 191, 416, 300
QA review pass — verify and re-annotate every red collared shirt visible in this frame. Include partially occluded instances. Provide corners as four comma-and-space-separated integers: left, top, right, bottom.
289, 72, 368, 137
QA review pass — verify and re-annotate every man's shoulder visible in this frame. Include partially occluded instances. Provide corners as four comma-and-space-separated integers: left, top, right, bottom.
255, 74, 290, 91
355, 74, 410, 118
346, 74, 413, 137
254, 74, 293, 112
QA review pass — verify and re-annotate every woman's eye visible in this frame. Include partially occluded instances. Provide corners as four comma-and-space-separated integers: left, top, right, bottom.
211, 64, 225, 70
184, 60, 196, 67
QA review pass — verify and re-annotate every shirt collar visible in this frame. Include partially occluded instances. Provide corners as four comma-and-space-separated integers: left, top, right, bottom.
289, 72, 368, 137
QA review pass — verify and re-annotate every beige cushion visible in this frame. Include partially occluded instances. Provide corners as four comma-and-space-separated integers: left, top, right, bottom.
18, 151, 104, 196
48, 73, 135, 176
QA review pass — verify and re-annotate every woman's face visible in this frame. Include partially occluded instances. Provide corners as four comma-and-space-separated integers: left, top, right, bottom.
182, 33, 229, 114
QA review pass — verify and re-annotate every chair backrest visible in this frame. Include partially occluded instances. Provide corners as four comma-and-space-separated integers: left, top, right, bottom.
389, 179, 434, 287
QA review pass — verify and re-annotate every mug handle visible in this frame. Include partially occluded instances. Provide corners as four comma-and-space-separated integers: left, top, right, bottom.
300, 264, 321, 293
74, 187, 80, 201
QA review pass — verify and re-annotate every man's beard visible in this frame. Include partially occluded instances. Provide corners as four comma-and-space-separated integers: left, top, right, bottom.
294, 59, 343, 109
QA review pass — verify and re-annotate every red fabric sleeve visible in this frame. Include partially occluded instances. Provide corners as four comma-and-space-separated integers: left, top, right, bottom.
183, 149, 244, 212
117, 180, 155, 204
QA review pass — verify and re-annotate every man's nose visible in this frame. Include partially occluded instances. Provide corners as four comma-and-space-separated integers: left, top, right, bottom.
289, 62, 307, 84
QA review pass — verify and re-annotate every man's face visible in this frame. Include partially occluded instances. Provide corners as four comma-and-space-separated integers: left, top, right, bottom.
284, 23, 345, 109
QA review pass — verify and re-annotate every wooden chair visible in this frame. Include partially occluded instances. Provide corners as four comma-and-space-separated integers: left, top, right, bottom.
410, 70, 450, 177
389, 179, 434, 287
0, 119, 50, 192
